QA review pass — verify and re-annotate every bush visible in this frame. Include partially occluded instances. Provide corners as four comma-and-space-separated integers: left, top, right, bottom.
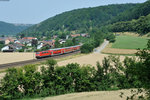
18, 49, 24, 52
106, 33, 116, 43
80, 43, 94, 53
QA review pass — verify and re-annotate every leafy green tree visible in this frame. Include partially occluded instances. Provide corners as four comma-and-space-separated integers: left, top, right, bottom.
80, 43, 94, 53
0, 68, 23, 99
32, 39, 38, 47
46, 59, 57, 73
0, 41, 5, 50
106, 33, 116, 43
20, 34, 25, 39
135, 40, 150, 98
23, 65, 42, 96
59, 32, 66, 39
55, 39, 60, 48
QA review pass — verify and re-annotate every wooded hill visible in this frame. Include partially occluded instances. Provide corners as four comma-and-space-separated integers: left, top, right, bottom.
109, 14, 150, 34
107, 0, 150, 34
108, 0, 150, 23
0, 21, 32, 35
19, 4, 137, 37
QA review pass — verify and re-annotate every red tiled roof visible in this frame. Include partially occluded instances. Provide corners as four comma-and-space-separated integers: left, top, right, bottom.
16, 42, 25, 46
71, 34, 80, 37
23, 37, 36, 40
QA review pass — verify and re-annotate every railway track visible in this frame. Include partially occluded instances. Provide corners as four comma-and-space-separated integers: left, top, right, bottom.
0, 51, 80, 69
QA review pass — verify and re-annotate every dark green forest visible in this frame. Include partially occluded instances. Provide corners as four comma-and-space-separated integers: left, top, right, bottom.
0, 21, 32, 35
109, 14, 150, 35
108, 0, 150, 24
107, 0, 150, 35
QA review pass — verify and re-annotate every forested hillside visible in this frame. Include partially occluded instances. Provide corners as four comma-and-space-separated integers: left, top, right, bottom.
109, 0, 150, 24
0, 21, 32, 35
20, 4, 137, 37
109, 14, 150, 34
106, 0, 150, 34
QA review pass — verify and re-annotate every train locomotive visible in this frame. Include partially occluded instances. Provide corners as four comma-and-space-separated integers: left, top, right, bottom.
36, 45, 81, 59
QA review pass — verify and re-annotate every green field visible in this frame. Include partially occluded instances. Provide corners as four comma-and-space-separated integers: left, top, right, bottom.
111, 35, 149, 49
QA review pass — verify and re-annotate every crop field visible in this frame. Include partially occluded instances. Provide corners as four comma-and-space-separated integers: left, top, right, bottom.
0, 52, 35, 65
111, 35, 149, 49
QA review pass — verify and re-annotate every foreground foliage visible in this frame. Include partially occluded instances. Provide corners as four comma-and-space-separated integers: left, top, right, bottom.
0, 57, 141, 99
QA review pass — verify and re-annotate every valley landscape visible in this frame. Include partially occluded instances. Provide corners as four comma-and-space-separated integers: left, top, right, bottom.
0, 0, 150, 100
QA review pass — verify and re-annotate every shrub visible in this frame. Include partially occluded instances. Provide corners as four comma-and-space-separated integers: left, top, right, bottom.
80, 43, 94, 53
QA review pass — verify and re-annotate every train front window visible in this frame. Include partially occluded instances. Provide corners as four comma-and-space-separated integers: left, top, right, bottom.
36, 52, 40, 54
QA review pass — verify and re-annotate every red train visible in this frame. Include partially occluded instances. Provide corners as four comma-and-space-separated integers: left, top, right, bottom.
36, 45, 81, 59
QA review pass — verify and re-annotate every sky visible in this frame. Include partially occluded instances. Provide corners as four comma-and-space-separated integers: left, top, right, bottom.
0, 0, 147, 24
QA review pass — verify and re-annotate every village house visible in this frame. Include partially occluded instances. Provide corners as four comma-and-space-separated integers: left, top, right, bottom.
0, 37, 38, 52
70, 34, 80, 38
53, 35, 58, 39
59, 39, 66, 44
81, 33, 90, 37
1, 45, 14, 52
22, 37, 37, 40
14, 42, 25, 50
0, 37, 15, 45
37, 40, 55, 50
4, 38, 15, 45
1, 43, 25, 52
19, 37, 37, 46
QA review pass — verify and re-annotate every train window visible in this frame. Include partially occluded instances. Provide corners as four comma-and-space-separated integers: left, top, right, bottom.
36, 52, 40, 54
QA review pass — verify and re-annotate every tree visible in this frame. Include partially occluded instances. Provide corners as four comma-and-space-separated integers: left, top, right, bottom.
32, 39, 38, 47
46, 59, 57, 73
20, 34, 25, 39
106, 33, 116, 43
80, 43, 94, 53
135, 40, 150, 93
55, 39, 60, 48
1, 35, 4, 37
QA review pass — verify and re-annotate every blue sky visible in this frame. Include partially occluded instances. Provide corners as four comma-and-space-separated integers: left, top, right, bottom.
0, 0, 147, 24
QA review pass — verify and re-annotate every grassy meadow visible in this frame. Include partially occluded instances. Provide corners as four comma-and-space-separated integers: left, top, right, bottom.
111, 35, 149, 49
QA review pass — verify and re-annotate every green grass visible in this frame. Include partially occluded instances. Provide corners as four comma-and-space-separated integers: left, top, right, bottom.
112, 35, 149, 49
